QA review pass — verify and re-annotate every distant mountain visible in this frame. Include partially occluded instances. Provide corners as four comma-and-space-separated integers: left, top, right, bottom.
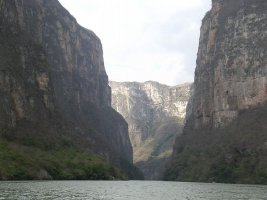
0, 0, 142, 180
110, 81, 191, 179
165, 0, 267, 184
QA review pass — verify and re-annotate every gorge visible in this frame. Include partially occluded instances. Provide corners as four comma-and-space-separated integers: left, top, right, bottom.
0, 0, 267, 185
110, 81, 191, 179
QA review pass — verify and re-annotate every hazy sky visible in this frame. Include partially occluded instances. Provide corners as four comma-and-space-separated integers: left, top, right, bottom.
58, 0, 211, 86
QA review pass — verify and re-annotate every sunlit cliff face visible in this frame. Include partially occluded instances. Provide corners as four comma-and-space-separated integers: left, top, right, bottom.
188, 0, 267, 129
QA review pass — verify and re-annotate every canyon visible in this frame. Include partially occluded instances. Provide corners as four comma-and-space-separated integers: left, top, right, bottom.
1, 0, 267, 184
110, 81, 191, 179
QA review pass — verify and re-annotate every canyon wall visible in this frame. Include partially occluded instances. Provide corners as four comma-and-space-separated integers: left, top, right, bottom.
0, 0, 141, 179
110, 81, 191, 179
187, 0, 267, 129
165, 0, 267, 184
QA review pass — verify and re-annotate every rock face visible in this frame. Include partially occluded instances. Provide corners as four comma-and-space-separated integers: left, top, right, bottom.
0, 0, 141, 179
165, 0, 267, 184
110, 81, 191, 179
188, 0, 267, 129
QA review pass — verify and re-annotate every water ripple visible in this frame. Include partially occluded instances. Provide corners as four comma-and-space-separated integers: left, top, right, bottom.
0, 181, 266, 200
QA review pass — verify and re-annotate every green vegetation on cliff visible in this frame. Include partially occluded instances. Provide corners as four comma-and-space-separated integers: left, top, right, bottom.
164, 103, 267, 184
0, 113, 143, 180
0, 136, 126, 180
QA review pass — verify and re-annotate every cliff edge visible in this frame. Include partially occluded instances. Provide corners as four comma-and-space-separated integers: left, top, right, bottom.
165, 0, 267, 184
0, 0, 142, 180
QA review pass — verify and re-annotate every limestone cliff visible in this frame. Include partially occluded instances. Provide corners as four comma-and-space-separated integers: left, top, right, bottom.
165, 0, 267, 184
187, 0, 267, 129
0, 0, 142, 179
110, 81, 191, 179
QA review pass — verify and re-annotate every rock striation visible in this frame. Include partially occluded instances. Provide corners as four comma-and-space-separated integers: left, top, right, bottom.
110, 81, 191, 179
165, 0, 267, 184
187, 0, 267, 129
0, 0, 142, 179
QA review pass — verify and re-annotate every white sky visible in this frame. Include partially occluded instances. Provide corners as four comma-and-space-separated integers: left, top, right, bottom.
58, 0, 211, 86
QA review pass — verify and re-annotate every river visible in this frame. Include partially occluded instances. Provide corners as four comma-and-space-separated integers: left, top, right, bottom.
0, 181, 266, 200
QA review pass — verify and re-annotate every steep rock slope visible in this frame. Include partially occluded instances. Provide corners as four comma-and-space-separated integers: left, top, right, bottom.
110, 81, 191, 179
0, 0, 142, 180
165, 0, 267, 184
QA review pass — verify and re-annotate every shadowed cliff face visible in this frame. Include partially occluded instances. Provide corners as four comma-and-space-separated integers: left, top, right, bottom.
110, 81, 191, 179
165, 0, 267, 183
0, 0, 142, 179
